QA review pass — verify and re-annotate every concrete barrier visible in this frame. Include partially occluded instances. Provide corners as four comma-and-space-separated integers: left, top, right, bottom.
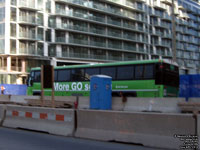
123, 98, 185, 113
0, 104, 6, 125
10, 95, 39, 103
75, 110, 195, 149
197, 114, 200, 148
3, 105, 75, 136
0, 95, 10, 102
189, 98, 200, 102
112, 97, 124, 111
78, 97, 89, 109
78, 97, 125, 110
78, 97, 185, 113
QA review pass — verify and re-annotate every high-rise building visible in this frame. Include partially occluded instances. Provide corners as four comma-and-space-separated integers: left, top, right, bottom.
0, 0, 200, 84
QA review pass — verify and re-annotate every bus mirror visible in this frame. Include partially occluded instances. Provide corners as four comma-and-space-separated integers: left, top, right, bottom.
27, 76, 33, 86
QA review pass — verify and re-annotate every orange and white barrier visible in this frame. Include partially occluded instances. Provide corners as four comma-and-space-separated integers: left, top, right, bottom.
7, 110, 72, 122
3, 105, 75, 136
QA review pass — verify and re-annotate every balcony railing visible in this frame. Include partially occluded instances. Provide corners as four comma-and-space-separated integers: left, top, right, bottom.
56, 0, 144, 18
19, 16, 37, 24
19, 48, 36, 55
18, 1, 36, 9
108, 55, 122, 61
90, 40, 106, 48
69, 38, 88, 45
55, 37, 66, 43
19, 32, 36, 39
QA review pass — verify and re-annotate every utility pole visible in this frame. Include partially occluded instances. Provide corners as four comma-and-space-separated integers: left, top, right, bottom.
172, 0, 177, 62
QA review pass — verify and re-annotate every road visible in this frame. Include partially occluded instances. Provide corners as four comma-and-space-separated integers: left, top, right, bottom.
0, 127, 163, 150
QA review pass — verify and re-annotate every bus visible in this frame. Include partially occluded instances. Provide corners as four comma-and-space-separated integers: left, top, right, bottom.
27, 59, 179, 97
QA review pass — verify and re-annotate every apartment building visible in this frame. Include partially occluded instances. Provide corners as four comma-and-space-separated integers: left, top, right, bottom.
0, 0, 200, 84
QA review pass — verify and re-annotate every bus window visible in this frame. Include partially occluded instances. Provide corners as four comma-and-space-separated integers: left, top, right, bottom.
155, 63, 179, 87
144, 64, 154, 79
71, 68, 85, 81
85, 68, 100, 80
135, 65, 144, 79
117, 66, 134, 80
34, 71, 41, 82
54, 70, 58, 82
57, 69, 70, 82
101, 67, 116, 80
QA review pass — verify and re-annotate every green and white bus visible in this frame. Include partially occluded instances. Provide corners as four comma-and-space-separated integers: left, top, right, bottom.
27, 59, 179, 97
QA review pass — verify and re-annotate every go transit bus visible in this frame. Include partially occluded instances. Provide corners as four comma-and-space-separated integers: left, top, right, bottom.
27, 59, 179, 97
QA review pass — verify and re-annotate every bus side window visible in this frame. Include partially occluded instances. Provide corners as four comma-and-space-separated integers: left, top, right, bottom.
34, 71, 41, 82
57, 70, 70, 82
135, 65, 144, 79
71, 68, 85, 81
100, 67, 116, 80
54, 70, 58, 82
117, 66, 134, 80
144, 64, 154, 79
85, 68, 100, 81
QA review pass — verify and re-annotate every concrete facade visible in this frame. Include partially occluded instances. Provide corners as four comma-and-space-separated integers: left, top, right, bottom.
0, 0, 200, 84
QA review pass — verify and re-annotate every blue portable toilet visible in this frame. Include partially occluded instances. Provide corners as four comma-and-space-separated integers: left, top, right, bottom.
90, 75, 112, 110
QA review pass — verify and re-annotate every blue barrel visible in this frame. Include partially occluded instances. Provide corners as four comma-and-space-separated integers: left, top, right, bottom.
90, 75, 112, 110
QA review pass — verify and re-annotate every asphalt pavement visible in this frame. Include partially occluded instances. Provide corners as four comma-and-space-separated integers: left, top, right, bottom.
0, 127, 163, 150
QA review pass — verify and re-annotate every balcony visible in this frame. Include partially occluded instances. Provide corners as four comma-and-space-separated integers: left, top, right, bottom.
19, 32, 37, 41
58, 23, 89, 33
178, 6, 185, 11
163, 33, 172, 39
89, 14, 105, 23
108, 55, 122, 61
19, 48, 36, 55
90, 40, 106, 48
153, 1, 166, 10
69, 52, 89, 59
19, 16, 38, 26
108, 43, 122, 49
107, 19, 121, 27
66, 52, 107, 60
161, 42, 171, 47
124, 44, 137, 51
55, 10, 106, 24
55, 37, 66, 43
161, 0, 172, 5
162, 14, 172, 21
90, 54, 107, 60
90, 28, 106, 35
123, 35, 137, 41
107, 31, 122, 38
69, 38, 88, 45
123, 23, 137, 31
18, 1, 38, 11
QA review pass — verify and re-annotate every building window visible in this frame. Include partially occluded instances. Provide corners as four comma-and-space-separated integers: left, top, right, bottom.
10, 7, 16, 21
38, 28, 43, 40
48, 44, 56, 56
0, 39, 5, 53
46, 0, 51, 13
38, 0, 43, 10
0, 7, 5, 21
45, 29, 51, 42
0, 23, 5, 37
10, 39, 16, 54
10, 23, 16, 37
55, 30, 65, 43
37, 42, 43, 56
11, 0, 16, 5
90, 49, 106, 60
